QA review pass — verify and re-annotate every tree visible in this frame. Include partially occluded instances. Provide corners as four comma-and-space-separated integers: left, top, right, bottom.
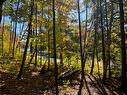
35, 4, 38, 68
52, 0, 59, 94
108, 0, 113, 78
17, 0, 34, 79
118, 0, 127, 91
77, 0, 84, 95
90, 1, 98, 75
100, 0, 106, 83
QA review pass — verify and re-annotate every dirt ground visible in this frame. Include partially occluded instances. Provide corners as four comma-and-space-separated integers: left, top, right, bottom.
0, 68, 126, 95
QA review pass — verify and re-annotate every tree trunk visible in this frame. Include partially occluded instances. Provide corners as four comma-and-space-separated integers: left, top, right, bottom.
77, 0, 84, 95
48, 8, 50, 70
90, 2, 98, 75
104, 0, 109, 80
17, 0, 34, 79
118, 0, 127, 91
52, 0, 59, 94
100, 0, 106, 83
35, 4, 38, 68
108, 0, 113, 79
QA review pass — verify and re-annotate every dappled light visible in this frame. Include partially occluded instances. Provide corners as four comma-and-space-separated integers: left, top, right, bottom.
0, 0, 127, 95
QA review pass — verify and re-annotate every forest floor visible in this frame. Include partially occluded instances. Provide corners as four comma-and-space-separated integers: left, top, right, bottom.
0, 67, 126, 95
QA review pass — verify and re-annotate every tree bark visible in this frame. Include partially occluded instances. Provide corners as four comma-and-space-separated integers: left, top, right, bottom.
118, 0, 127, 91
100, 0, 106, 83
52, 0, 59, 94
108, 0, 114, 79
35, 4, 38, 68
17, 0, 34, 79
77, 0, 84, 95
90, 2, 98, 75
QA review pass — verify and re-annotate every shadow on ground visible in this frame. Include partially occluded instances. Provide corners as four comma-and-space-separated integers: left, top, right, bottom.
0, 68, 126, 95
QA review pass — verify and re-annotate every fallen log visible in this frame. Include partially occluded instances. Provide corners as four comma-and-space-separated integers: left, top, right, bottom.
58, 69, 81, 84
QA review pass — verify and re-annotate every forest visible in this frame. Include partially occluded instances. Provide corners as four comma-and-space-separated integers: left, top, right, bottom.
0, 0, 127, 95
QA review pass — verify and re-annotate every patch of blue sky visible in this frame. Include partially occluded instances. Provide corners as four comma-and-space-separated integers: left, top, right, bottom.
1, 16, 24, 35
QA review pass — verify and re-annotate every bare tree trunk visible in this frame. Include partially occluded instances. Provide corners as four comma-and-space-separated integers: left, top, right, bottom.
47, 8, 50, 70
17, 0, 34, 79
118, 0, 127, 91
108, 0, 113, 79
77, 0, 84, 95
90, 2, 98, 75
35, 4, 38, 68
52, 0, 58, 94
100, 0, 106, 83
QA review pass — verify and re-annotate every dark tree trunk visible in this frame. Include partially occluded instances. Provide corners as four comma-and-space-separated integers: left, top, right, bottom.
47, 28, 50, 70
17, 0, 34, 79
100, 0, 106, 83
35, 4, 38, 68
52, 0, 59, 94
48, 9, 50, 70
28, 51, 35, 66
60, 53, 63, 65
104, 0, 109, 80
108, 0, 113, 79
77, 0, 84, 95
118, 0, 127, 91
39, 25, 43, 66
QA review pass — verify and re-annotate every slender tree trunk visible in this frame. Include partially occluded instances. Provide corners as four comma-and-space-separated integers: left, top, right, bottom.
1, 16, 5, 64
39, 25, 43, 66
47, 28, 50, 70
9, 20, 13, 53
100, 0, 106, 83
118, 0, 127, 91
52, 0, 59, 94
60, 52, 63, 65
10, 21, 15, 56
47, 8, 50, 70
77, 0, 84, 95
108, 0, 113, 79
104, 0, 109, 80
84, 3, 87, 48
35, 4, 38, 68
96, 47, 101, 79
12, 0, 20, 58
17, 0, 34, 79
90, 2, 98, 75
28, 51, 35, 66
